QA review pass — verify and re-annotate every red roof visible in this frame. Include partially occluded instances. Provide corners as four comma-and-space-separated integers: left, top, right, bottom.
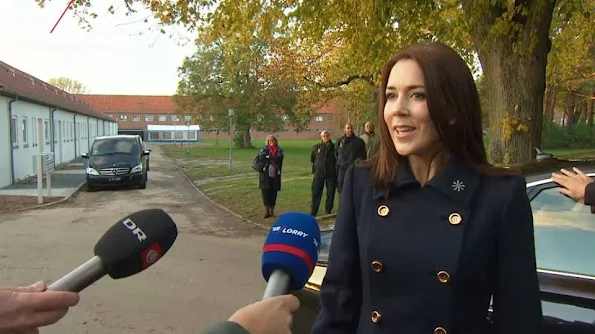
77, 94, 341, 115
76, 95, 178, 114
0, 61, 111, 121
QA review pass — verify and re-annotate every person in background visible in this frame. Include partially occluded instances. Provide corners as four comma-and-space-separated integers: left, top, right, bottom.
335, 123, 366, 193
310, 130, 337, 216
312, 42, 542, 333
0, 281, 79, 333
552, 167, 595, 206
202, 294, 299, 334
360, 121, 380, 158
256, 135, 284, 218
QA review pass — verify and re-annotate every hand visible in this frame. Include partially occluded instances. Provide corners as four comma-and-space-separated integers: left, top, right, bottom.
228, 294, 300, 334
552, 167, 594, 203
0, 281, 79, 333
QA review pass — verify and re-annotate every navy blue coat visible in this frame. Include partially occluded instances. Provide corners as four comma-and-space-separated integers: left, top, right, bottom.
311, 157, 542, 333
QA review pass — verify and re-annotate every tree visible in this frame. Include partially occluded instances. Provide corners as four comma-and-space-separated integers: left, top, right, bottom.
48, 77, 89, 94
35, 0, 594, 163
173, 34, 317, 148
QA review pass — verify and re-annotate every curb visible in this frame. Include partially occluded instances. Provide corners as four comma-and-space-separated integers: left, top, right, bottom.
170, 158, 271, 231
0, 181, 86, 215
169, 156, 337, 230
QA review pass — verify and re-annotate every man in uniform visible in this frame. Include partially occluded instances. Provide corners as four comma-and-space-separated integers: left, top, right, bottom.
335, 123, 366, 193
310, 130, 337, 216
360, 121, 380, 158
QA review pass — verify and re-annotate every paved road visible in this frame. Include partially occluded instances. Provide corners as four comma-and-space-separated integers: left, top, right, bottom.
0, 145, 269, 334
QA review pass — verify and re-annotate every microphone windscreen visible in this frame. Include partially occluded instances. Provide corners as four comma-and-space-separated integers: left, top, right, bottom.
93, 208, 178, 279
262, 212, 321, 290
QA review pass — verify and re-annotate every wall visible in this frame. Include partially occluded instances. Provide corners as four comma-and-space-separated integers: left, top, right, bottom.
0, 96, 118, 188
0, 96, 13, 188
9, 99, 55, 183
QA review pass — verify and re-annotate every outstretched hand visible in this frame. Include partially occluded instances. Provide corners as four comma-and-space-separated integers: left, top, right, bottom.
552, 167, 594, 203
0, 281, 79, 334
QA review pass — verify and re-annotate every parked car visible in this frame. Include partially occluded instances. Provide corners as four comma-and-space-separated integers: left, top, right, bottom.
82, 135, 150, 191
293, 157, 595, 333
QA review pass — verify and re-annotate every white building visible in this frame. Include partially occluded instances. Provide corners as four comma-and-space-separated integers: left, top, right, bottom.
0, 60, 118, 188
146, 124, 201, 142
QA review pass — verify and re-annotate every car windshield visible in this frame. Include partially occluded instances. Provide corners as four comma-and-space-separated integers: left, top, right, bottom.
92, 138, 138, 156
317, 180, 595, 278
532, 185, 595, 277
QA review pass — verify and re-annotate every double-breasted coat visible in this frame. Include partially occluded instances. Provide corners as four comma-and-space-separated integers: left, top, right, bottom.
311, 157, 542, 333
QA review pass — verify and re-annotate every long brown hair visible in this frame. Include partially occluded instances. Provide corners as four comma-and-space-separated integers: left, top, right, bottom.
366, 42, 517, 191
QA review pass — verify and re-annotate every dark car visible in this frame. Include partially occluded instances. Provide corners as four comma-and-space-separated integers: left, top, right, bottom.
292, 157, 595, 334
82, 135, 150, 191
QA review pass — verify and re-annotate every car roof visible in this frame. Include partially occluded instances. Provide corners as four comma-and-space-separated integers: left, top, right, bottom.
93, 135, 140, 141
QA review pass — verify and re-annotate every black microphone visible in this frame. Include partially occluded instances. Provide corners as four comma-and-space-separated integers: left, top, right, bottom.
47, 208, 178, 292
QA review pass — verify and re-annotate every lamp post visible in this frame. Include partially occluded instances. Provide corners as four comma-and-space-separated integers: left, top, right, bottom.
228, 109, 234, 171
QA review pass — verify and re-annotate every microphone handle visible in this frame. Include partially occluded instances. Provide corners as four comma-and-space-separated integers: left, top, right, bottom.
262, 270, 291, 299
47, 256, 106, 292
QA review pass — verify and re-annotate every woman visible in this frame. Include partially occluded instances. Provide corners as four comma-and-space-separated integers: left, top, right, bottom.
257, 135, 284, 218
311, 42, 542, 333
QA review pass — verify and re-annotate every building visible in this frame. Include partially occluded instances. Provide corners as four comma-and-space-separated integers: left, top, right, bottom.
0, 60, 117, 188
77, 94, 346, 141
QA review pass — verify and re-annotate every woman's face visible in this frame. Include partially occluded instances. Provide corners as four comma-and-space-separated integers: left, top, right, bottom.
268, 138, 277, 146
383, 59, 441, 157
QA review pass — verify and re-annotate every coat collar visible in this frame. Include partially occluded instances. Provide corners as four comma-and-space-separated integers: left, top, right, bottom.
372, 156, 480, 207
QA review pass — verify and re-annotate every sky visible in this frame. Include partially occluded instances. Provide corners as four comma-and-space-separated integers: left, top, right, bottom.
0, 0, 198, 95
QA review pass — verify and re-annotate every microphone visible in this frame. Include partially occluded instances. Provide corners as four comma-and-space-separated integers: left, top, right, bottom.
261, 212, 321, 299
47, 208, 178, 292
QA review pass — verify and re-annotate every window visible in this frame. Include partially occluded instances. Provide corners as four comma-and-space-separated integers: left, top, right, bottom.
171, 115, 180, 122
159, 115, 167, 122
119, 115, 127, 121
315, 115, 323, 122
108, 114, 114, 119
132, 115, 141, 122
10, 115, 17, 146
184, 115, 193, 121
31, 117, 37, 146
146, 115, 154, 122
43, 119, 50, 144
531, 185, 595, 277
21, 117, 28, 145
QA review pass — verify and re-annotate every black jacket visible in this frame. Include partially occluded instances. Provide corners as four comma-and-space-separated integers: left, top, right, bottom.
202, 321, 248, 334
311, 158, 542, 334
335, 135, 366, 172
256, 146, 284, 191
310, 141, 337, 178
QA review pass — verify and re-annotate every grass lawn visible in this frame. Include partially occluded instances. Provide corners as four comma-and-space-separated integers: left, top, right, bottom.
161, 139, 339, 226
161, 139, 595, 227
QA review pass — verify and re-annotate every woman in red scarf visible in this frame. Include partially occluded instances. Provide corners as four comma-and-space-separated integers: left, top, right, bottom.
257, 135, 284, 218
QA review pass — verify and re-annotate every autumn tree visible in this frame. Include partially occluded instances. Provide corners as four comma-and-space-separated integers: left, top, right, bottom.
545, 0, 595, 129
174, 34, 317, 148
48, 77, 89, 94
35, 0, 594, 163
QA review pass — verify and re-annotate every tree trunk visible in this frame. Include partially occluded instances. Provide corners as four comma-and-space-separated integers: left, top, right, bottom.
462, 0, 555, 164
565, 90, 577, 134
588, 89, 594, 126
544, 84, 556, 123
242, 126, 252, 148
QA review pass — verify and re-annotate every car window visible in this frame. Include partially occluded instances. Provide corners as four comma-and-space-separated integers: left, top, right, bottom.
532, 186, 595, 277
92, 138, 138, 156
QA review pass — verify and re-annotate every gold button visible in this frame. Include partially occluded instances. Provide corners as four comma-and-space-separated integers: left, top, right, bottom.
371, 261, 383, 273
377, 205, 390, 217
371, 310, 381, 323
434, 327, 447, 334
437, 271, 450, 283
448, 213, 462, 225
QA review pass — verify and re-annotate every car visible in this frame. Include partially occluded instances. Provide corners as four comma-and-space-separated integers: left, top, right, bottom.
82, 135, 150, 191
293, 157, 595, 333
